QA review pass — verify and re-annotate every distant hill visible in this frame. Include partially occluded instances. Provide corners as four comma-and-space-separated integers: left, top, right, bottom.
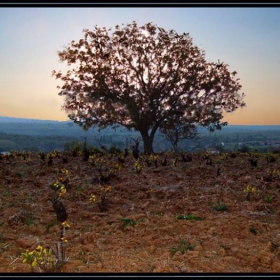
0, 116, 279, 133
0, 116, 64, 123
0, 116, 133, 138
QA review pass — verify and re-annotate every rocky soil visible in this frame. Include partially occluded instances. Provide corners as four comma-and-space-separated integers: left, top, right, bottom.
0, 150, 280, 274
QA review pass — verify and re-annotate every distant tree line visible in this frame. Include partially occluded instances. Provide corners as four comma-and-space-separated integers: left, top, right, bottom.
0, 133, 78, 153
1, 131, 280, 154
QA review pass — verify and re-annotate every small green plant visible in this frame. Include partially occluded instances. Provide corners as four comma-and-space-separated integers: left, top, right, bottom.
145, 189, 154, 198
51, 190, 70, 271
172, 158, 177, 167
21, 245, 57, 272
0, 232, 6, 243
78, 250, 88, 265
170, 237, 194, 255
22, 167, 71, 272
3, 190, 10, 197
264, 195, 273, 203
212, 202, 229, 212
244, 184, 256, 201
22, 200, 35, 226
176, 214, 203, 221
50, 168, 69, 197
17, 171, 25, 178
249, 226, 257, 235
153, 212, 164, 216
45, 220, 59, 233
25, 214, 34, 226
134, 159, 142, 174
75, 185, 84, 191
119, 217, 135, 228
89, 185, 111, 212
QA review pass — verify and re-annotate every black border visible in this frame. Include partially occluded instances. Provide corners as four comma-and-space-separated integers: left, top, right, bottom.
1, 1, 280, 278
1, 272, 280, 277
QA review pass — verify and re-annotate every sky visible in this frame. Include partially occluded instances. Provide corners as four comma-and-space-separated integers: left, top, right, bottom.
0, 6, 280, 125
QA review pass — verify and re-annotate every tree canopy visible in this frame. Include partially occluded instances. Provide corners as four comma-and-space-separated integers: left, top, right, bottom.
52, 21, 245, 154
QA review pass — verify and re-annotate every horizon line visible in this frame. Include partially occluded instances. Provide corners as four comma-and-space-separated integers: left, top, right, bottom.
0, 115, 279, 126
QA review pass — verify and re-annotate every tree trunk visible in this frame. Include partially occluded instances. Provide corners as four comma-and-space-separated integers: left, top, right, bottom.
140, 130, 154, 154
173, 143, 179, 155
139, 119, 164, 154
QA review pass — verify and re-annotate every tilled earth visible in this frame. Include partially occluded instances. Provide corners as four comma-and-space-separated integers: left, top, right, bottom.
1, 150, 280, 273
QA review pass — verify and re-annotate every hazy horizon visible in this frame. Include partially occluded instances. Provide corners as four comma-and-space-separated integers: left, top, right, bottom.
1, 115, 280, 127
0, 6, 280, 125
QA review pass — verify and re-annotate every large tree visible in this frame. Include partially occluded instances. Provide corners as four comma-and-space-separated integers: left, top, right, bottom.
52, 21, 245, 154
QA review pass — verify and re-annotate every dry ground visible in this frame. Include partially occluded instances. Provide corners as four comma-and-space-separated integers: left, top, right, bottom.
1, 150, 280, 274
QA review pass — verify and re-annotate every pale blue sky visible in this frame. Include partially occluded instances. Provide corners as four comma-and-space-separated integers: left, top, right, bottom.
0, 7, 279, 125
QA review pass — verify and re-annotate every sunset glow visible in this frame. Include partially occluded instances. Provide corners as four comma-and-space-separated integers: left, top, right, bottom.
0, 7, 279, 125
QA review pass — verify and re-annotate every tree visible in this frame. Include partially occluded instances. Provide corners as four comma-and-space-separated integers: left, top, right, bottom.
52, 21, 245, 154
160, 121, 197, 153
